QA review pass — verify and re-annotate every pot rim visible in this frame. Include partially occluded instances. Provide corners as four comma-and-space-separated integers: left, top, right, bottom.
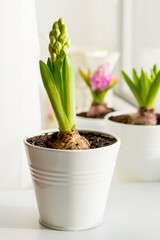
24, 128, 120, 153
105, 110, 160, 129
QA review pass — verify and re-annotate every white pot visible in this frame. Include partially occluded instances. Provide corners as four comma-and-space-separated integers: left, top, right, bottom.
76, 116, 106, 131
105, 111, 160, 182
24, 129, 120, 231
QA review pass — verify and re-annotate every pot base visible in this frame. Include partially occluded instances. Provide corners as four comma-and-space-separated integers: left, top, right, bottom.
39, 218, 103, 231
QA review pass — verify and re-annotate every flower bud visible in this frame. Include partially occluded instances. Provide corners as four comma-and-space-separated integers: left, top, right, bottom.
52, 21, 58, 30
59, 33, 68, 44
50, 35, 56, 46
52, 52, 56, 62
49, 18, 70, 63
58, 17, 64, 25
60, 24, 67, 34
53, 28, 60, 39
49, 30, 53, 38
54, 41, 62, 54
48, 44, 53, 54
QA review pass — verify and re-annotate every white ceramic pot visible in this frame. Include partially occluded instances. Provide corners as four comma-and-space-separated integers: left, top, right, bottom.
24, 129, 120, 231
105, 111, 160, 182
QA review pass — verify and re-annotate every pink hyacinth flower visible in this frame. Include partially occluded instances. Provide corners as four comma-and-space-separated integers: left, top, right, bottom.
90, 63, 113, 92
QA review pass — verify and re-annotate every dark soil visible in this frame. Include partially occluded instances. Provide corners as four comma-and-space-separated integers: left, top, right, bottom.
157, 114, 160, 124
109, 114, 132, 124
77, 108, 114, 119
27, 131, 117, 149
110, 114, 160, 125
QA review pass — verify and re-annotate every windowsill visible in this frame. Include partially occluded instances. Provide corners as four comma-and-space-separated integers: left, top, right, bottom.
0, 182, 159, 239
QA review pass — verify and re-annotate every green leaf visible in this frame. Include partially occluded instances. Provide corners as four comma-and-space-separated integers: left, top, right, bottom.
150, 69, 155, 81
132, 68, 139, 86
79, 68, 91, 88
140, 69, 149, 104
146, 71, 160, 108
153, 64, 157, 75
63, 55, 76, 129
39, 60, 71, 132
121, 70, 143, 106
47, 57, 52, 73
52, 62, 63, 100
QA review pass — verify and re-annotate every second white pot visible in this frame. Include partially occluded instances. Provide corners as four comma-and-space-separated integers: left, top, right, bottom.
76, 116, 106, 131
24, 129, 120, 231
105, 111, 160, 182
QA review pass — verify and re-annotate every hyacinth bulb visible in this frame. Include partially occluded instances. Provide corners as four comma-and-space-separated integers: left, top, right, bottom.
90, 63, 114, 92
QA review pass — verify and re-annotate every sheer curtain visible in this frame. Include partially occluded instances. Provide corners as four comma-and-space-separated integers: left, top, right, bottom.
0, 0, 41, 190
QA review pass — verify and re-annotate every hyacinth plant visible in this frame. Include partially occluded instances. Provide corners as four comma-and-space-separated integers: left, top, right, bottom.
39, 18, 90, 150
79, 63, 117, 118
121, 65, 160, 125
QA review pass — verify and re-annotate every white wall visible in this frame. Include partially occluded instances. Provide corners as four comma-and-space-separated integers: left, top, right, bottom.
133, 0, 160, 70
121, 0, 160, 71
118, 0, 160, 110
35, 0, 119, 58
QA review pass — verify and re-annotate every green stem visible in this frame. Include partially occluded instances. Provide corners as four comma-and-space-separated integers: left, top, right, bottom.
63, 55, 76, 129
91, 92, 106, 103
40, 60, 71, 132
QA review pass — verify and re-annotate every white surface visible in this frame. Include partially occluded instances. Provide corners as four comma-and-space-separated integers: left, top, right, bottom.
105, 111, 160, 182
0, 182, 160, 239
24, 129, 120, 230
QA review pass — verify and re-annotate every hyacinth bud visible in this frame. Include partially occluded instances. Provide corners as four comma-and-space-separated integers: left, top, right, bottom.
63, 45, 69, 54
52, 21, 58, 30
54, 28, 61, 39
54, 41, 62, 54
59, 33, 68, 44
50, 35, 56, 45
60, 49, 66, 58
65, 41, 70, 48
60, 24, 67, 34
48, 44, 53, 53
49, 30, 53, 38
49, 18, 70, 65
58, 17, 64, 25
52, 52, 57, 62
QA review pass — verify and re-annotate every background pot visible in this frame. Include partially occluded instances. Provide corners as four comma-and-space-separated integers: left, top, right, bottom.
76, 115, 106, 131
105, 111, 160, 182
70, 46, 119, 110
24, 129, 120, 231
